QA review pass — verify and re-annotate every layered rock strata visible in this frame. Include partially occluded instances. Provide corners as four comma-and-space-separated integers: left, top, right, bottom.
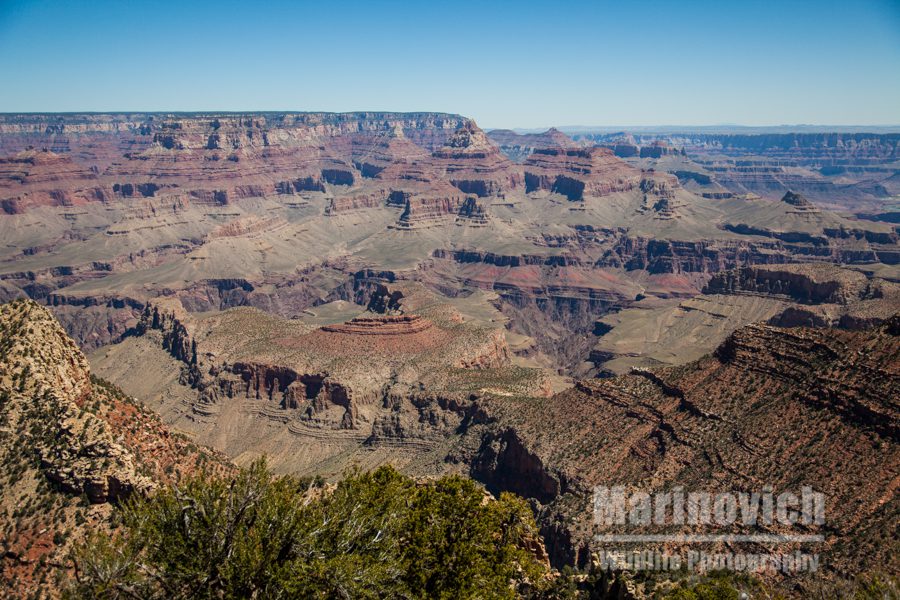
523, 147, 641, 200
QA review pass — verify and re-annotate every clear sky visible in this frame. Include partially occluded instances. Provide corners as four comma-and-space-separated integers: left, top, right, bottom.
1, 0, 898, 128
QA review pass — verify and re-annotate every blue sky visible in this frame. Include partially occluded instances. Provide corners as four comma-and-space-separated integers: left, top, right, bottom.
1, 0, 898, 128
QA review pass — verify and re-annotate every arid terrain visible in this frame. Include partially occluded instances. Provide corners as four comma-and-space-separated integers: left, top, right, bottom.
1, 113, 896, 369
1, 112, 898, 597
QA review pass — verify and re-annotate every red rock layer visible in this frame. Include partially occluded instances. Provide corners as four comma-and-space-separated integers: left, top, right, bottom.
427, 123, 523, 197
0, 112, 475, 213
324, 189, 389, 214
523, 147, 641, 200
290, 316, 453, 356
320, 314, 434, 335
393, 194, 487, 228
0, 150, 103, 213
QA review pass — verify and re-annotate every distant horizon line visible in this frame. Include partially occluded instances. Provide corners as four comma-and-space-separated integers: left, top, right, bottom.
0, 111, 898, 133
503, 124, 900, 133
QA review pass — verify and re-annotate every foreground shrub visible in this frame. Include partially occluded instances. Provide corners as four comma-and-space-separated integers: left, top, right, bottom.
67, 460, 549, 599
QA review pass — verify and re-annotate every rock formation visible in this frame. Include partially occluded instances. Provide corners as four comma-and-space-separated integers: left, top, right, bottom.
523, 147, 642, 200
428, 122, 523, 197
575, 129, 900, 211
487, 127, 580, 162
0, 300, 151, 503
780, 189, 818, 210
590, 262, 900, 374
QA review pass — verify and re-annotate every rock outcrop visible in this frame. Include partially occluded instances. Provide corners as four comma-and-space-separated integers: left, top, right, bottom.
429, 122, 522, 197
589, 262, 900, 375
487, 127, 580, 162
0, 300, 152, 503
578, 129, 900, 211
524, 147, 641, 200
704, 263, 880, 304
91, 286, 547, 475
0, 150, 102, 214
0, 300, 232, 596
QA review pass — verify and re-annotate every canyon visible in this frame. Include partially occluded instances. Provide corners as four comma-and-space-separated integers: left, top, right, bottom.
1, 113, 896, 373
0, 112, 898, 595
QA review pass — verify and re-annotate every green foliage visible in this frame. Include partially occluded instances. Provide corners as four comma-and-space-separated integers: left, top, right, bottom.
654, 570, 772, 600
399, 478, 545, 598
663, 579, 739, 600
67, 460, 550, 599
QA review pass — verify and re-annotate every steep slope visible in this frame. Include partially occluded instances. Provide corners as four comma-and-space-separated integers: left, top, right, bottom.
0, 300, 231, 597
523, 147, 642, 200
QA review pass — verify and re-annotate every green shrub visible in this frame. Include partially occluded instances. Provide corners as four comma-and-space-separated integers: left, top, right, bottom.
67, 460, 549, 599
664, 580, 739, 600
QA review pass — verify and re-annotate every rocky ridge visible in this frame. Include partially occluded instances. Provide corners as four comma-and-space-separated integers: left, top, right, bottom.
0, 300, 232, 597
0, 300, 151, 504
486, 127, 581, 162
573, 130, 900, 211
460, 317, 900, 591
523, 147, 642, 201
